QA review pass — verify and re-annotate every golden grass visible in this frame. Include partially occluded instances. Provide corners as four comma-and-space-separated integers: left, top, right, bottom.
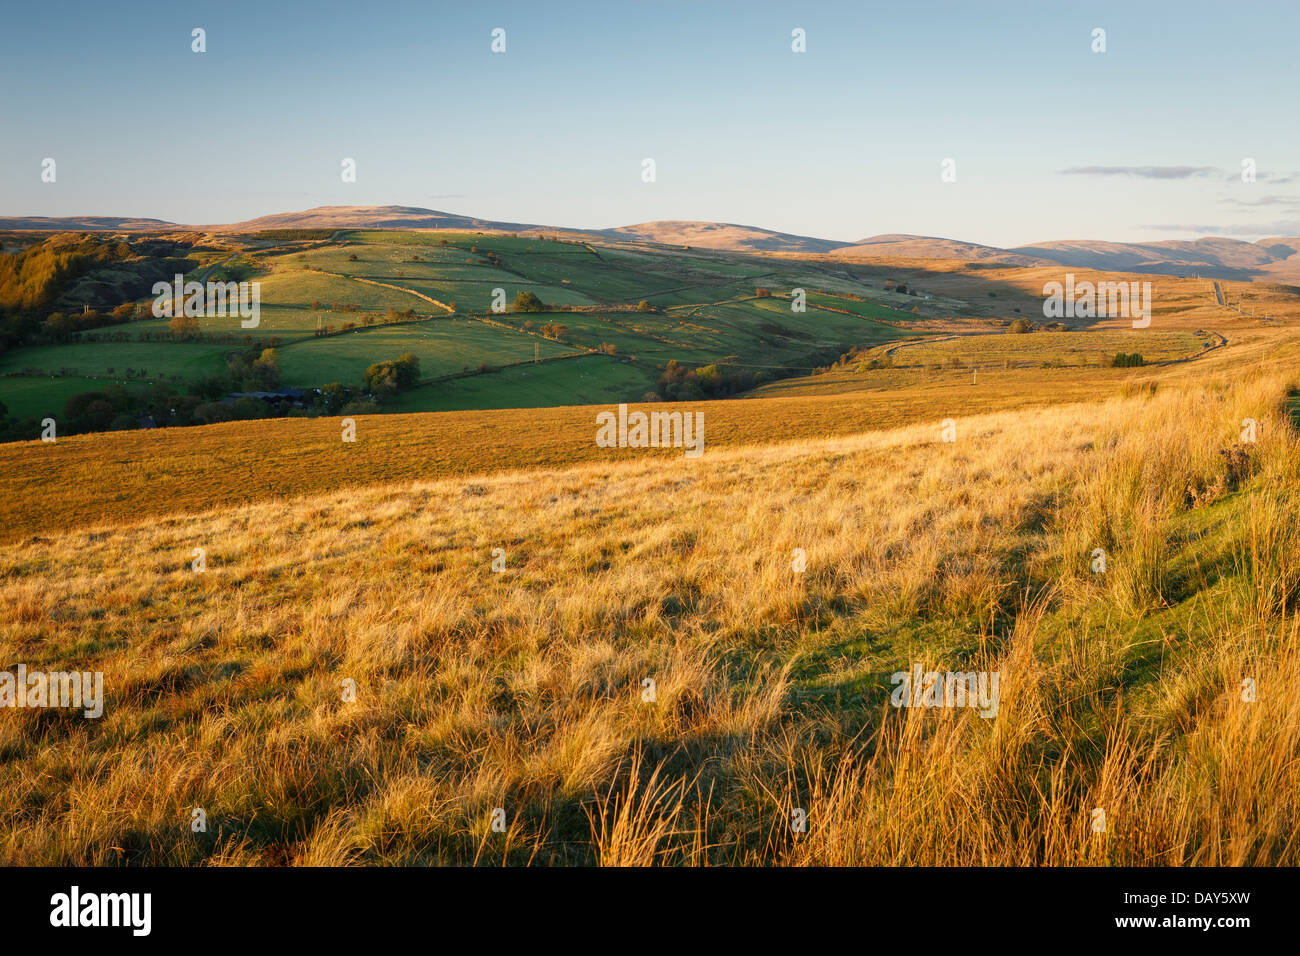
1, 350, 1297, 864
0, 365, 1144, 545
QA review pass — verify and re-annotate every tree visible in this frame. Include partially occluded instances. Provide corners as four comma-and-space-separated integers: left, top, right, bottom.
65, 391, 107, 421
83, 399, 115, 430
394, 353, 420, 388
512, 290, 545, 313
252, 348, 280, 387
319, 383, 352, 414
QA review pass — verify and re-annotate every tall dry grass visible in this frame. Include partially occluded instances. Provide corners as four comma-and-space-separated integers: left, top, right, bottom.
1, 366, 1297, 865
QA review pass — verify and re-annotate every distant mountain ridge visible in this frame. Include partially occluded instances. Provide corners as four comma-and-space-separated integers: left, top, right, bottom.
0, 215, 178, 231
3, 204, 1299, 282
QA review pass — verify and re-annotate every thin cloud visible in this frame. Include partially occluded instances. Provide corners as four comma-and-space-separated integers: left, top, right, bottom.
1222, 171, 1299, 185
1061, 166, 1222, 179
1220, 195, 1300, 208
1140, 220, 1300, 236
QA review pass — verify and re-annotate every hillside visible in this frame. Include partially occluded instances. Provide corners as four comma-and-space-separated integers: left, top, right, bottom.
601, 220, 844, 253
831, 234, 1052, 266
212, 205, 554, 235
2, 356, 1297, 865
7, 223, 1300, 444
0, 215, 177, 231
1011, 237, 1300, 282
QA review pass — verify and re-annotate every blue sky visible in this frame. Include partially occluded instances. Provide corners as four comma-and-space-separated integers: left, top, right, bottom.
1, 0, 1297, 246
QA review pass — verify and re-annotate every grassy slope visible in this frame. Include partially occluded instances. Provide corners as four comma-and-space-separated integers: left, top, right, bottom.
0, 361, 1175, 544
1, 233, 953, 419
1, 364, 1297, 865
0, 341, 232, 381
275, 319, 581, 386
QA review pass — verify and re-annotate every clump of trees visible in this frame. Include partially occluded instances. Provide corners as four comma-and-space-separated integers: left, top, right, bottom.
655, 360, 762, 401
362, 352, 421, 402
1, 233, 196, 351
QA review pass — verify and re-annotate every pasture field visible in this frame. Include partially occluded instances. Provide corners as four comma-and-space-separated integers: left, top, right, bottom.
399, 277, 599, 310
1, 355, 1297, 865
485, 311, 703, 362
0, 375, 147, 421
677, 296, 912, 363
275, 320, 582, 386
890, 329, 1212, 368
387, 354, 660, 412
0, 340, 231, 382
250, 270, 436, 314
802, 290, 927, 322
345, 230, 597, 257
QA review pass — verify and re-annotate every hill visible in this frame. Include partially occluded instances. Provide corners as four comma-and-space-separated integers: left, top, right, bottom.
211, 205, 554, 235
600, 220, 844, 253
1011, 237, 1300, 282
830, 234, 1052, 266
0, 215, 177, 231
4, 206, 1298, 283
1, 351, 1297, 865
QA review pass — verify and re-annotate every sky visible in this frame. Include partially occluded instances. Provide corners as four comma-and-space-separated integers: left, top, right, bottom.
1, 0, 1297, 247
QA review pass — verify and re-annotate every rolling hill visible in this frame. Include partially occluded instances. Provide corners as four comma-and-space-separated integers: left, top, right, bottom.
3, 205, 1300, 281
600, 220, 845, 253
1010, 237, 1300, 282
829, 234, 1052, 266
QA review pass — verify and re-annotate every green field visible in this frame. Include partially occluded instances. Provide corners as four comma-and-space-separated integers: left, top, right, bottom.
804, 290, 920, 322
275, 318, 581, 386
386, 354, 660, 412
0, 340, 232, 382
0, 375, 147, 420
